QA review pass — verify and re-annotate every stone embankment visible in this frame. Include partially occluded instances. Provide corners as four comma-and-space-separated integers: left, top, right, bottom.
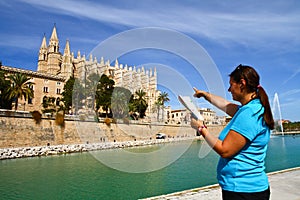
1, 112, 211, 148
0, 137, 197, 160
0, 110, 224, 160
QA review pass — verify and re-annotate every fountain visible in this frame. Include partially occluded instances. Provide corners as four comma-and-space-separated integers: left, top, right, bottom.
271, 93, 284, 136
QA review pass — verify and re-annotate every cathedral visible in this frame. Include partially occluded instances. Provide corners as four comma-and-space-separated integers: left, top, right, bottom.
2, 25, 159, 116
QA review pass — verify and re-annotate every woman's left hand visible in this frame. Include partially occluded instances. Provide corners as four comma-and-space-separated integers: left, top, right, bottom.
191, 118, 203, 130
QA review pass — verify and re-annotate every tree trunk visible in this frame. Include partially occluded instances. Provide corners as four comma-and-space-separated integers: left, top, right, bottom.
14, 98, 18, 110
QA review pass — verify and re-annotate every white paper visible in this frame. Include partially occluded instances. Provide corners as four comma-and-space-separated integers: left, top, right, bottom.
178, 95, 204, 120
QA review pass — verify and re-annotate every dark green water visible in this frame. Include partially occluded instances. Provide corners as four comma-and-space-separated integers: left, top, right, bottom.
1, 135, 300, 200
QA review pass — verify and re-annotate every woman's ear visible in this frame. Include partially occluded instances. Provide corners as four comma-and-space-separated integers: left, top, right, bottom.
239, 79, 246, 90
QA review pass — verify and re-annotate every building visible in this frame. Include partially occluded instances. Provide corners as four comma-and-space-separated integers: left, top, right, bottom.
0, 65, 65, 112
168, 107, 226, 125
1, 25, 159, 115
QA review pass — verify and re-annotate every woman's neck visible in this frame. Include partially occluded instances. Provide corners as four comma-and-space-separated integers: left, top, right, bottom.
240, 92, 257, 105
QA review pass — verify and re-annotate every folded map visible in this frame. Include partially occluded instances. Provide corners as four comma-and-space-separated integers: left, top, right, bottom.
178, 95, 204, 120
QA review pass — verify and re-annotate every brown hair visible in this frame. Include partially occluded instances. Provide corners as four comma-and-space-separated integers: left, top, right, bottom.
229, 64, 274, 130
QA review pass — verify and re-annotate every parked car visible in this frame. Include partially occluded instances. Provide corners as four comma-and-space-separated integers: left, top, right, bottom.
156, 133, 166, 139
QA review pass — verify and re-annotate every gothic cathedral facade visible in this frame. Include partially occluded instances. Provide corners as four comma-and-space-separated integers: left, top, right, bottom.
2, 25, 159, 118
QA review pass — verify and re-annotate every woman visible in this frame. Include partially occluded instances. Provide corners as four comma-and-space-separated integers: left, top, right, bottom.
191, 64, 274, 200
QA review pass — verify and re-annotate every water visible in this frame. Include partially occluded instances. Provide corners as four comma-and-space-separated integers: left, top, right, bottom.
1, 136, 300, 200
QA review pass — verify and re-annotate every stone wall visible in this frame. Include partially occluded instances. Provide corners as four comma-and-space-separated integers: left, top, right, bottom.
0, 115, 224, 149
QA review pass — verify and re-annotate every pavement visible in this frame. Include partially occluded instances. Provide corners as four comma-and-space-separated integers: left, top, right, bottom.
142, 167, 300, 200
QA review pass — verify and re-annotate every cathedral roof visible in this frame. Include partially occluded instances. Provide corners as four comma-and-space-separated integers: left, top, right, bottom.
0, 65, 65, 81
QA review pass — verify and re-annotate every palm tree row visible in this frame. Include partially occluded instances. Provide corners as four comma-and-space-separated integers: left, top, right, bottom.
0, 71, 34, 110
0, 68, 170, 121
62, 73, 154, 119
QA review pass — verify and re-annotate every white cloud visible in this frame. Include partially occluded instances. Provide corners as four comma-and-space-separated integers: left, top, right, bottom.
18, 0, 300, 51
282, 67, 300, 85
280, 89, 300, 98
0, 34, 40, 50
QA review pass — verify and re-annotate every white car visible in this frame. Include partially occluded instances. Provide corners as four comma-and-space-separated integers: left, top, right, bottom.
156, 133, 166, 139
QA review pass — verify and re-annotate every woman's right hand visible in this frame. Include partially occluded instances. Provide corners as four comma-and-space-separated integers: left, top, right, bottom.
193, 87, 206, 98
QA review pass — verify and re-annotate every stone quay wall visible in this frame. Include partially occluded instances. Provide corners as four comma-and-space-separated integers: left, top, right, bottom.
0, 112, 224, 159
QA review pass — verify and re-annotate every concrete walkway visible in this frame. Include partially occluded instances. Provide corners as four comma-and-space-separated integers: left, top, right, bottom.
142, 167, 300, 200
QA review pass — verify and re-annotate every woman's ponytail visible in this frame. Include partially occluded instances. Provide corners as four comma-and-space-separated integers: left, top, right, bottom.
257, 86, 275, 130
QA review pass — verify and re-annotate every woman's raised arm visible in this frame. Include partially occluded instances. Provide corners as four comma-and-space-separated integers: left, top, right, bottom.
193, 87, 238, 117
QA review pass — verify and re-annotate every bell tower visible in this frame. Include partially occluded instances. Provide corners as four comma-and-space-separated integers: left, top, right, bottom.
37, 34, 47, 73
47, 24, 62, 75
61, 40, 73, 78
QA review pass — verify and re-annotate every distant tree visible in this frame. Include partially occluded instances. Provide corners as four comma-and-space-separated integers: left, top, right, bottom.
283, 121, 300, 132
128, 94, 138, 120
61, 76, 85, 114
96, 74, 115, 117
0, 70, 12, 109
7, 73, 34, 110
61, 76, 75, 113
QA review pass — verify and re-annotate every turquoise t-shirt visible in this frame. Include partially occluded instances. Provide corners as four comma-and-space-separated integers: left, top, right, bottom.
217, 98, 270, 192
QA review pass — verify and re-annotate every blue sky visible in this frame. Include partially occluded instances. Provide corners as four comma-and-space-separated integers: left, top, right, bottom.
1, 0, 300, 121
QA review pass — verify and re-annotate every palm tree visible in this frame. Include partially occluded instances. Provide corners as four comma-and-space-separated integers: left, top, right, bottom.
0, 70, 12, 109
86, 73, 101, 111
111, 87, 131, 119
7, 73, 34, 110
157, 92, 170, 121
154, 100, 162, 122
134, 89, 148, 118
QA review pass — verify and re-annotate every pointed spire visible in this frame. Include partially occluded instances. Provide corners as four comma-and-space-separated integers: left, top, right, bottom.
38, 33, 48, 71
48, 24, 59, 53
115, 59, 119, 68
50, 24, 58, 42
63, 40, 70, 56
40, 34, 47, 49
